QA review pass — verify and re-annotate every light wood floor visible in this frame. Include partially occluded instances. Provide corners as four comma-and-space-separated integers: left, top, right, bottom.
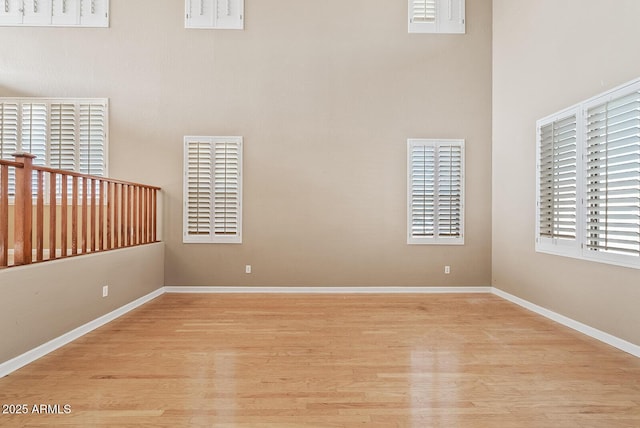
0, 294, 639, 427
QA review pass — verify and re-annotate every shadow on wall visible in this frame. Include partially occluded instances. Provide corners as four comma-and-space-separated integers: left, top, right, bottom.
0, 86, 36, 97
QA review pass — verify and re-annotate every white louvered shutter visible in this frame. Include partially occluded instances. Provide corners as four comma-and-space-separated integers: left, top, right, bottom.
22, 0, 52, 25
50, 103, 77, 171
0, 0, 23, 25
437, 143, 463, 238
21, 103, 48, 195
213, 139, 240, 237
52, 0, 81, 26
409, 0, 464, 34
585, 87, 640, 259
185, 0, 243, 29
408, 139, 464, 244
0, 102, 19, 195
79, 102, 106, 176
184, 136, 242, 243
537, 112, 578, 246
185, 139, 213, 238
79, 0, 109, 27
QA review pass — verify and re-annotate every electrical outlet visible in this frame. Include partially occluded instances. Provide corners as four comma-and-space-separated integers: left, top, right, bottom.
245, 265, 252, 274
102, 285, 109, 297
444, 266, 451, 274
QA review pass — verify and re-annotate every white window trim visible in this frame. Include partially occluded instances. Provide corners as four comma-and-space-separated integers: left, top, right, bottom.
0, 0, 110, 27
536, 77, 640, 270
408, 0, 465, 34
407, 138, 465, 245
183, 136, 243, 244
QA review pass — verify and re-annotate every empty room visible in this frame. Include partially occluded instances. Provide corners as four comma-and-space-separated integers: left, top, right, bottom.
0, 0, 639, 426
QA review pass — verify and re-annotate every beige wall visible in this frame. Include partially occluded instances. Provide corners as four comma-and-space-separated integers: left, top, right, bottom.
1, 0, 493, 287
492, 0, 640, 345
0, 243, 164, 362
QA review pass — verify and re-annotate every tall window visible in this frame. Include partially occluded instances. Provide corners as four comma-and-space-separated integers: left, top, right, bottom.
0, 98, 108, 195
408, 139, 464, 244
536, 78, 640, 269
408, 0, 465, 34
183, 136, 242, 243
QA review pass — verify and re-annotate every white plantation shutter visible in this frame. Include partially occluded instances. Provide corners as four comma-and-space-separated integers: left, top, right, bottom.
79, 0, 109, 27
50, 103, 77, 171
22, 0, 53, 25
0, 98, 108, 198
21, 103, 48, 167
52, 0, 81, 26
585, 86, 640, 259
79, 102, 106, 176
186, 140, 213, 237
536, 77, 640, 269
409, 0, 465, 34
408, 139, 464, 244
0, 102, 19, 196
0, 0, 23, 24
0, 102, 19, 160
0, 0, 108, 27
537, 110, 579, 252
184, 136, 242, 243
185, 0, 244, 29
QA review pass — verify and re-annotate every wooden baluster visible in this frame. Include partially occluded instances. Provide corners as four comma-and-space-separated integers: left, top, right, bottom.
36, 170, 44, 262
72, 176, 78, 255
106, 181, 112, 250
132, 186, 138, 245
152, 188, 157, 242
13, 153, 35, 266
82, 176, 88, 254
113, 182, 120, 249
122, 184, 128, 247
49, 172, 57, 260
90, 178, 96, 252
141, 187, 146, 243
61, 174, 68, 257
98, 180, 104, 251
0, 166, 8, 267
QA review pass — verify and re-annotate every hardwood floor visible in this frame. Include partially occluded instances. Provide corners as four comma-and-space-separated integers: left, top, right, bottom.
0, 293, 639, 427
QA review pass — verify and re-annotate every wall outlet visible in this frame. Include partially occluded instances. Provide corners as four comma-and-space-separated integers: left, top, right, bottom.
102, 285, 109, 297
444, 266, 451, 274
245, 265, 252, 274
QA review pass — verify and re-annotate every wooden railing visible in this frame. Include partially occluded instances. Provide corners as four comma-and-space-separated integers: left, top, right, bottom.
0, 153, 161, 268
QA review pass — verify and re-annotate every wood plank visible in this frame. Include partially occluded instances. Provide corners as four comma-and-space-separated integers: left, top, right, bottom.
0, 294, 638, 427
71, 176, 78, 255
61, 175, 68, 257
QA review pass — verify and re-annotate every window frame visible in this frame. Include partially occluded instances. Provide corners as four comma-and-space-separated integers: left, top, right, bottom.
407, 138, 465, 245
535, 77, 640, 269
183, 136, 243, 244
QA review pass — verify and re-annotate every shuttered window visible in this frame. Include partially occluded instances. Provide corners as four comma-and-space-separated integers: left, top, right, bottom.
585, 87, 640, 261
408, 0, 465, 34
185, 0, 244, 29
536, 109, 579, 253
0, 98, 108, 196
408, 139, 464, 245
0, 0, 109, 27
183, 136, 242, 243
536, 78, 640, 269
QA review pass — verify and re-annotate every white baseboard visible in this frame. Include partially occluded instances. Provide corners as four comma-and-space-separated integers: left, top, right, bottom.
163, 286, 492, 294
0, 288, 164, 378
492, 287, 640, 358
